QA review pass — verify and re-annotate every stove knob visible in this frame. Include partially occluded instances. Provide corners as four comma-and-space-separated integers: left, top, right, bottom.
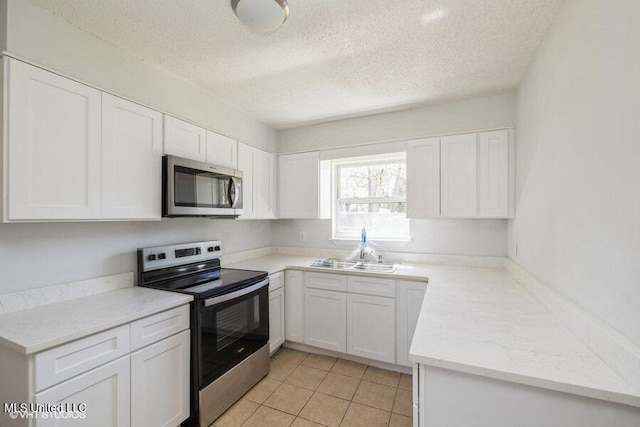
196, 248, 201, 255
207, 247, 214, 252
148, 254, 157, 261
158, 253, 167, 260
214, 245, 221, 251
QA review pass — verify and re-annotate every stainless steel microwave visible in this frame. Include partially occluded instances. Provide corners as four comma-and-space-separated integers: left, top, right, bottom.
163, 155, 243, 218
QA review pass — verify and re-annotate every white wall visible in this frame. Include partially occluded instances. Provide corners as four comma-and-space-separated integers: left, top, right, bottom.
508, 0, 640, 346
278, 92, 515, 153
272, 219, 507, 257
0, 0, 277, 293
0, 220, 272, 293
3, 0, 277, 152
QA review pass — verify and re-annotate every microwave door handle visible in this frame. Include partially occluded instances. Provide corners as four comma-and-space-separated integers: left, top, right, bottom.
228, 177, 238, 208
203, 278, 269, 307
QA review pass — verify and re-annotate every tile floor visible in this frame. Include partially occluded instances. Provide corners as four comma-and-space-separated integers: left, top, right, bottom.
212, 348, 412, 427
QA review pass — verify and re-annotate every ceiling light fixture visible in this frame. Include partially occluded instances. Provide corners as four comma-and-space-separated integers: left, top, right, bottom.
231, 0, 289, 33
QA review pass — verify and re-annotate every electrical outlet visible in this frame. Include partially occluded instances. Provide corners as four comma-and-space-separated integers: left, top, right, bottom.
299, 230, 307, 242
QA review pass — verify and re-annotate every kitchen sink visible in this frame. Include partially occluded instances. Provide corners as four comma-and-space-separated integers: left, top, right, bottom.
352, 263, 398, 273
310, 259, 398, 273
310, 259, 359, 269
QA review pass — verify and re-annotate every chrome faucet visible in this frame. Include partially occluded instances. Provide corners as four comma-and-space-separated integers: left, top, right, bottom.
359, 227, 373, 261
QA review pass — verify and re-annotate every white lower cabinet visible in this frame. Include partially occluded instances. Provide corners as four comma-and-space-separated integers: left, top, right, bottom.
130, 330, 190, 427
285, 270, 304, 343
2, 305, 191, 427
34, 357, 131, 427
347, 293, 395, 363
290, 270, 428, 366
269, 272, 285, 354
397, 280, 428, 367
304, 288, 347, 353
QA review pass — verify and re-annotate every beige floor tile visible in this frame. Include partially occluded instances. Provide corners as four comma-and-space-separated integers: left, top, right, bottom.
264, 383, 314, 416
285, 365, 328, 390
268, 357, 299, 382
398, 374, 412, 391
244, 377, 281, 404
212, 399, 259, 427
363, 366, 401, 387
291, 418, 325, 427
389, 413, 412, 427
317, 372, 361, 401
298, 392, 350, 427
352, 380, 398, 412
340, 402, 391, 427
330, 359, 367, 379
302, 353, 337, 371
242, 406, 295, 427
392, 389, 412, 417
273, 348, 308, 365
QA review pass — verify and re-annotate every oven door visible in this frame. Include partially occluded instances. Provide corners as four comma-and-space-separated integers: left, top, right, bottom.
198, 279, 269, 388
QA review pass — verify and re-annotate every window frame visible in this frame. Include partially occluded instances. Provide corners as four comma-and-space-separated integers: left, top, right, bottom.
331, 153, 409, 241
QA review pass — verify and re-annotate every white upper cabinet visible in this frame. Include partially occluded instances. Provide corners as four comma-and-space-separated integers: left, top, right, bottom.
237, 142, 255, 218
163, 115, 207, 162
255, 148, 277, 218
4, 58, 102, 221
440, 133, 478, 218
407, 137, 441, 218
407, 130, 513, 219
278, 152, 320, 219
238, 142, 276, 219
478, 129, 513, 218
101, 94, 162, 220
206, 130, 237, 169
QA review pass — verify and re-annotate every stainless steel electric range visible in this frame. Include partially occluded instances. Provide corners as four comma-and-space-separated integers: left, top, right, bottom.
137, 241, 269, 426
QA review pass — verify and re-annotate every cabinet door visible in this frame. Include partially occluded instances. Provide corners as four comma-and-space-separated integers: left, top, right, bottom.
237, 142, 256, 219
130, 330, 190, 427
278, 152, 319, 219
101, 94, 162, 219
478, 129, 512, 218
163, 115, 206, 162
206, 131, 237, 169
397, 281, 427, 367
6, 58, 101, 220
285, 270, 304, 343
34, 357, 130, 427
269, 287, 285, 354
347, 294, 395, 363
255, 149, 276, 219
440, 133, 478, 217
407, 138, 441, 218
304, 288, 347, 353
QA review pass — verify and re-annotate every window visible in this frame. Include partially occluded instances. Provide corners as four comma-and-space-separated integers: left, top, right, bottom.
332, 153, 409, 240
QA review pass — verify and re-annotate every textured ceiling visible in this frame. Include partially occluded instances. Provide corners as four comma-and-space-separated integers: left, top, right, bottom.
28, 0, 563, 129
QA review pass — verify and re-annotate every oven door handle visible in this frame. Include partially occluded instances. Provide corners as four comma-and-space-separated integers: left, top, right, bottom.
203, 278, 269, 307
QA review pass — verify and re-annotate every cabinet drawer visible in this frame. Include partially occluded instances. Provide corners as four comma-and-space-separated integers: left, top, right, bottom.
347, 275, 395, 297
305, 272, 347, 292
34, 325, 130, 392
34, 356, 131, 427
130, 305, 190, 352
269, 271, 284, 291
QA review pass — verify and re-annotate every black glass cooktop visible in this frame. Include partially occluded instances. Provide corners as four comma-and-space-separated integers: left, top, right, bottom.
144, 267, 268, 300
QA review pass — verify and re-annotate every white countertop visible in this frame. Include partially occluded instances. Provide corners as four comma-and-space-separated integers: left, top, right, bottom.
227, 254, 640, 408
225, 254, 431, 282
0, 287, 193, 354
408, 264, 640, 407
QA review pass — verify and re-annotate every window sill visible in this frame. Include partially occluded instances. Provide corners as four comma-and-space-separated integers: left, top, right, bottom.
330, 237, 412, 248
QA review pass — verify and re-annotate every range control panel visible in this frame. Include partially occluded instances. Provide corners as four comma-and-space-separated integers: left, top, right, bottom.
139, 240, 222, 272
